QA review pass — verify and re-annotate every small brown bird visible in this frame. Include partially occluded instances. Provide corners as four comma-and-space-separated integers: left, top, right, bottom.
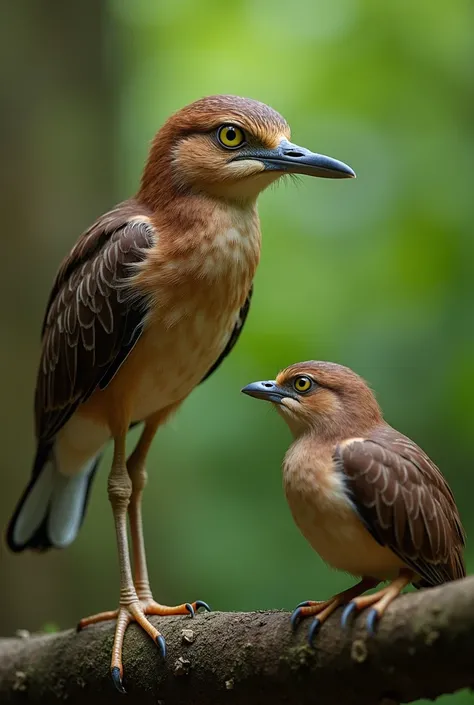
6, 96, 354, 690
242, 361, 466, 641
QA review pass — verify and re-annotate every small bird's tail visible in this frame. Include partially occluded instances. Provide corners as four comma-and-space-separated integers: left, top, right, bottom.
6, 443, 101, 552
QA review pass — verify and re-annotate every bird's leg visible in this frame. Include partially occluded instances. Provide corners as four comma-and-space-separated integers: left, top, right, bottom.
340, 569, 413, 635
78, 432, 166, 693
127, 416, 160, 603
291, 577, 379, 643
126, 414, 210, 617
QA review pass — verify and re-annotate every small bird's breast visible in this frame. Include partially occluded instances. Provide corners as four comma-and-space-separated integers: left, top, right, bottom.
283, 439, 404, 580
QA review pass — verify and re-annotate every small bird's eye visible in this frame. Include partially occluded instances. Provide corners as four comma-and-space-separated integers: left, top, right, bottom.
217, 124, 245, 150
293, 375, 313, 393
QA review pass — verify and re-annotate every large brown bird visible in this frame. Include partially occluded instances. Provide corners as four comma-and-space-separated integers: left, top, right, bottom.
6, 96, 354, 689
242, 361, 466, 641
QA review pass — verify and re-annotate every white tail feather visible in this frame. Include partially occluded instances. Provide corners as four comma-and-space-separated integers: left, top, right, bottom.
11, 454, 98, 549
48, 457, 98, 548
12, 461, 55, 547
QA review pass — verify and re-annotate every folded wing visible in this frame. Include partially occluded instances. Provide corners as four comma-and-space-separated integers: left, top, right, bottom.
36, 201, 156, 444
336, 426, 466, 586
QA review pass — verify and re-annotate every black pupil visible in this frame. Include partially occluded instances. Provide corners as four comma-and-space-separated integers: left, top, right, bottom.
298, 378, 307, 387
226, 128, 236, 141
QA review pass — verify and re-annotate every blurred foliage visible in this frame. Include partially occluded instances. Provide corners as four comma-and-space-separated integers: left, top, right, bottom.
1, 2, 473, 703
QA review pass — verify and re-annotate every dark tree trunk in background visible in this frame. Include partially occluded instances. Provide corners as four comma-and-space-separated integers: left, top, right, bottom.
0, 0, 116, 634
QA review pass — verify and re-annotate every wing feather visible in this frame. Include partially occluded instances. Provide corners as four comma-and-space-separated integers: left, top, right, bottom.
337, 425, 465, 586
35, 201, 155, 443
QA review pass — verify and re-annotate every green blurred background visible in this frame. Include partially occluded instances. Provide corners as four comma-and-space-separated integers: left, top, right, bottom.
1, 1, 473, 702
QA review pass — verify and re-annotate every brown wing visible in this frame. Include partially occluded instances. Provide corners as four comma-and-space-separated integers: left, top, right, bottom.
337, 425, 466, 586
36, 201, 156, 442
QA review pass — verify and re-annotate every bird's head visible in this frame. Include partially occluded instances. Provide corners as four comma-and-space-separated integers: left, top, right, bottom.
242, 361, 382, 439
139, 95, 355, 207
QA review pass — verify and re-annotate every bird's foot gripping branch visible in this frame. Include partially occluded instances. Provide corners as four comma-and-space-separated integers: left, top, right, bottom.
78, 599, 211, 692
1, 578, 474, 704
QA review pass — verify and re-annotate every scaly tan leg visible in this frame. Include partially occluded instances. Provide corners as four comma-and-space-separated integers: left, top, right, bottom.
78, 431, 164, 693
291, 577, 379, 644
78, 411, 209, 693
127, 412, 210, 617
340, 569, 413, 635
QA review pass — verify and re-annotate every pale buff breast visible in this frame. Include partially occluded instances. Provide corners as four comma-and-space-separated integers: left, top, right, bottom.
128, 299, 242, 420
120, 222, 259, 421
283, 440, 405, 580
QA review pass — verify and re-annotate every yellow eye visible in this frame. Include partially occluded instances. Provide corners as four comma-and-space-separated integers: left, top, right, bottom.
293, 375, 313, 393
217, 124, 245, 149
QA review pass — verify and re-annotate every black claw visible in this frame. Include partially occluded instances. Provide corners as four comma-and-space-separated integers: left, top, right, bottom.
156, 634, 167, 659
340, 601, 357, 629
111, 666, 126, 694
366, 608, 378, 636
185, 603, 195, 618
295, 600, 311, 609
308, 618, 321, 646
290, 607, 303, 632
195, 600, 211, 613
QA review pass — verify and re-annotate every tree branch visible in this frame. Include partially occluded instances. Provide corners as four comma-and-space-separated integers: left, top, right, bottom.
1, 577, 474, 704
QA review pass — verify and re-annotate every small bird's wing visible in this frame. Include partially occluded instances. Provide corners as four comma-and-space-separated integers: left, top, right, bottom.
36, 201, 156, 443
199, 285, 253, 383
336, 426, 466, 586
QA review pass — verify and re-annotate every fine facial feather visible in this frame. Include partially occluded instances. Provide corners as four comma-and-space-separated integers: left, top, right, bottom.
273, 362, 381, 441
139, 95, 291, 209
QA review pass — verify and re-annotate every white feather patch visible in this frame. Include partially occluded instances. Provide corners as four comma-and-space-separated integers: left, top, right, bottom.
48, 456, 98, 548
12, 462, 54, 546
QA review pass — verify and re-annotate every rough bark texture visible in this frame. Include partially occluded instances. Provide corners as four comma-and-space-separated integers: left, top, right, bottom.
1, 577, 474, 704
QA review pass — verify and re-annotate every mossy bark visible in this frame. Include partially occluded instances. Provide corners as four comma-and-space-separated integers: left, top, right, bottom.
1, 577, 474, 704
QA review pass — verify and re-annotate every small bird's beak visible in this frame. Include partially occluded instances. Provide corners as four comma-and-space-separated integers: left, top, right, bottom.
241, 380, 297, 404
233, 138, 355, 179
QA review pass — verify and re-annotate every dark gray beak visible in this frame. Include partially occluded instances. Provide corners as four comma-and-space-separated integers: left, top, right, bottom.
233, 138, 355, 179
241, 380, 297, 404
